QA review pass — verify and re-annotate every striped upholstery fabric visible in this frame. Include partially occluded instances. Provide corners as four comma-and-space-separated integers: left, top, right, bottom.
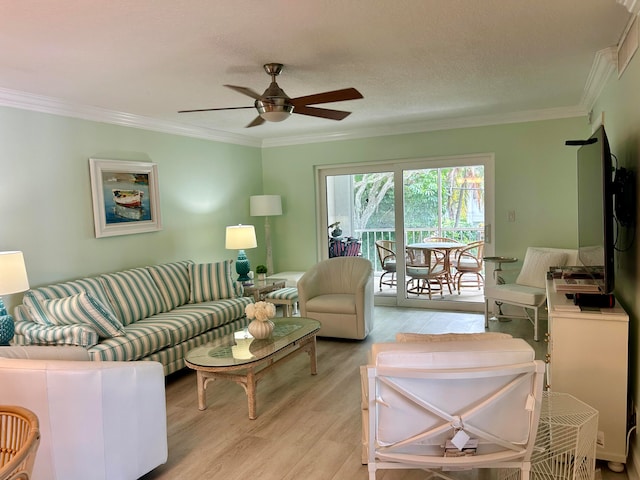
147, 261, 193, 311
22, 277, 113, 326
99, 268, 166, 326
188, 261, 239, 302
141, 297, 253, 344
41, 292, 125, 338
265, 287, 299, 301
13, 316, 99, 347
265, 287, 299, 317
88, 321, 174, 361
143, 344, 184, 376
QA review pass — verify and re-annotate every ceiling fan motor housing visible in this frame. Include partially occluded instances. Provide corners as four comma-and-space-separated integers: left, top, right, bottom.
256, 78, 294, 121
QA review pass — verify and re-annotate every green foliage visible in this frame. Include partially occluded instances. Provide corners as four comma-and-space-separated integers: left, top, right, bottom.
256, 265, 268, 274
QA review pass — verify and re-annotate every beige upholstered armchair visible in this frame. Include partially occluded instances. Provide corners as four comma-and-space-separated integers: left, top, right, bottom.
298, 256, 374, 339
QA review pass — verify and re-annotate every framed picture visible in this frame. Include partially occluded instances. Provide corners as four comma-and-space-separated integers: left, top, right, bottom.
89, 158, 162, 238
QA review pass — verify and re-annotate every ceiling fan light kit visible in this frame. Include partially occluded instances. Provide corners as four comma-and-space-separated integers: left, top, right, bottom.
256, 100, 294, 122
179, 62, 363, 128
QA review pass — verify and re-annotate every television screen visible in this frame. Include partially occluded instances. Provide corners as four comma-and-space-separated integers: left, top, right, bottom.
576, 125, 614, 294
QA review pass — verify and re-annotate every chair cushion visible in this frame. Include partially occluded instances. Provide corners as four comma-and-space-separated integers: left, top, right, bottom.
188, 261, 241, 303
485, 283, 546, 306
265, 287, 298, 301
382, 259, 396, 272
395, 332, 512, 343
516, 248, 568, 288
41, 292, 125, 339
305, 294, 356, 314
372, 338, 535, 369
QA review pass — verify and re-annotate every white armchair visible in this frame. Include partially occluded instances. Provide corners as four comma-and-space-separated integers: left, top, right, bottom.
0, 346, 167, 480
298, 256, 374, 339
361, 336, 544, 480
484, 247, 578, 341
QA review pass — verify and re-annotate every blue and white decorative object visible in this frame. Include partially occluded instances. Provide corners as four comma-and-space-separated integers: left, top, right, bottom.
0, 251, 30, 345
225, 224, 257, 284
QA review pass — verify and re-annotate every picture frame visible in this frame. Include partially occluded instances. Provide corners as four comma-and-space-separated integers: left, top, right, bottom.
89, 158, 162, 238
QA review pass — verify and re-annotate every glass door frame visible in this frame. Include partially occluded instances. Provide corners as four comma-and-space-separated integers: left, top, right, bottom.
316, 153, 495, 312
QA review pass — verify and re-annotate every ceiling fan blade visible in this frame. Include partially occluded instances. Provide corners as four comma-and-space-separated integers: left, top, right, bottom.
293, 105, 352, 121
291, 88, 363, 107
246, 116, 265, 128
178, 106, 253, 113
224, 84, 263, 100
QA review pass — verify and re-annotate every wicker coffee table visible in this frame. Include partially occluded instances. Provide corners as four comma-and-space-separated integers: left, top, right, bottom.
184, 317, 321, 419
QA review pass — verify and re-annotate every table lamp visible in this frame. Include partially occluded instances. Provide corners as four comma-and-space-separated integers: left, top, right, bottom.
225, 225, 257, 283
0, 251, 30, 345
250, 195, 282, 275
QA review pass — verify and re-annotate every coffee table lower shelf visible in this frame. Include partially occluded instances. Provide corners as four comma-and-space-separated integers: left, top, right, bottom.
185, 321, 319, 420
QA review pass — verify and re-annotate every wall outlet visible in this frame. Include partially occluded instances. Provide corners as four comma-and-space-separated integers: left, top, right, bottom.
597, 431, 605, 448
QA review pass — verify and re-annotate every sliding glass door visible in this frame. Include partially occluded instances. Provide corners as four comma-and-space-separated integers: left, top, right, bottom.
317, 154, 494, 311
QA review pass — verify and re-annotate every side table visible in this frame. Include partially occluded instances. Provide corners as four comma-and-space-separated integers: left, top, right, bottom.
531, 392, 599, 480
242, 279, 286, 301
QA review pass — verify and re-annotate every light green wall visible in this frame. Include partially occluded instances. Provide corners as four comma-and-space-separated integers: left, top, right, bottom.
262, 117, 590, 273
0, 107, 262, 310
591, 43, 640, 468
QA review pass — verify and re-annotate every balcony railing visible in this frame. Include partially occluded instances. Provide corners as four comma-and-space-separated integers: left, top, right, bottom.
354, 227, 484, 273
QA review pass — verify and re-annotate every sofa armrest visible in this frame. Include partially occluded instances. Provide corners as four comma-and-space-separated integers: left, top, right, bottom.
14, 320, 99, 347
0, 358, 167, 479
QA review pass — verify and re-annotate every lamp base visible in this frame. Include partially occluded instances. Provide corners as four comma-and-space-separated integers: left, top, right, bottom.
0, 315, 14, 346
236, 249, 251, 283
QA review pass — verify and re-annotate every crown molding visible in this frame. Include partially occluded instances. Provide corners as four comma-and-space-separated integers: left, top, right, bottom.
0, 85, 587, 149
0, 87, 262, 147
618, 0, 640, 15
261, 106, 587, 147
580, 47, 617, 113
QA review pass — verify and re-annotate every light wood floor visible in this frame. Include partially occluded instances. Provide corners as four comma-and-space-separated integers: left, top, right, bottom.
140, 306, 626, 480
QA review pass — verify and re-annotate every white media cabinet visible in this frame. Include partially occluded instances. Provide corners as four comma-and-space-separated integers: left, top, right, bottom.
545, 279, 629, 470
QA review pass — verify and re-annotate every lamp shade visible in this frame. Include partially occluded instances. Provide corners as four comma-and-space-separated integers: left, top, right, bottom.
225, 225, 257, 250
250, 195, 282, 217
0, 251, 29, 295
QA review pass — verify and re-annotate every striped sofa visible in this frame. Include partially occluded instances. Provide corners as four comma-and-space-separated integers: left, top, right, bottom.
13, 260, 253, 375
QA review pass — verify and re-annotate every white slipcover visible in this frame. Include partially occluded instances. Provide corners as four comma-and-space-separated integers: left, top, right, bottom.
0, 347, 167, 480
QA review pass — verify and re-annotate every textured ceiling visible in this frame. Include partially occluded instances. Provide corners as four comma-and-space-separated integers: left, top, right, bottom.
0, 1, 631, 145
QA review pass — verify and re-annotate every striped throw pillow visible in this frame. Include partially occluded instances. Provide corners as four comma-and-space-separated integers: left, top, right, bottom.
189, 261, 239, 302
41, 291, 125, 338
22, 276, 113, 326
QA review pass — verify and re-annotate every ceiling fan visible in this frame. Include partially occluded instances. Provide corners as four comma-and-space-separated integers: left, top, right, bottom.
178, 63, 363, 128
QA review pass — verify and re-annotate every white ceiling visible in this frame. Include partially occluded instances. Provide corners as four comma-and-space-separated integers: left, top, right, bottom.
0, 1, 632, 146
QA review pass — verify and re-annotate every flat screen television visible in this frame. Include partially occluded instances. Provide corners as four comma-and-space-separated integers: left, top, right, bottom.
576, 125, 614, 294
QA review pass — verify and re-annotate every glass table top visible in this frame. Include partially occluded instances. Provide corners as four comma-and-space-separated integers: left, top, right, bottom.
185, 317, 321, 368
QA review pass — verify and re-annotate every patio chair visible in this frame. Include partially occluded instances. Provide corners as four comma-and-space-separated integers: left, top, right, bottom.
375, 240, 397, 290
0, 405, 40, 480
453, 240, 485, 292
406, 247, 450, 299
484, 247, 577, 341
362, 337, 544, 480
